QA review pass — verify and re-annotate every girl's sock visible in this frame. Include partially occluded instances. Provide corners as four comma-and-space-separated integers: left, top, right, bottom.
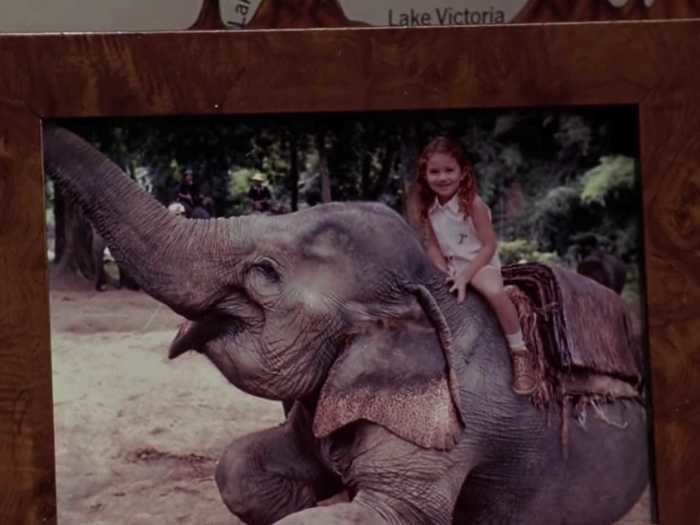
506, 330, 527, 352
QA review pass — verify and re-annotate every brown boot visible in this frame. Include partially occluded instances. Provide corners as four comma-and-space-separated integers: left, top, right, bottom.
510, 349, 537, 396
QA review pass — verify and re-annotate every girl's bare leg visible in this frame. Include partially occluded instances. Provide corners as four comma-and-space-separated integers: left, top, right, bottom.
470, 267, 537, 394
469, 267, 521, 337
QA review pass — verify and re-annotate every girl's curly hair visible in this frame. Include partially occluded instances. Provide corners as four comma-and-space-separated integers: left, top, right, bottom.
415, 136, 477, 225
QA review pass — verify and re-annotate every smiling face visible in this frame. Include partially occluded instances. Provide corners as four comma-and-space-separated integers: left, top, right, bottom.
425, 152, 467, 204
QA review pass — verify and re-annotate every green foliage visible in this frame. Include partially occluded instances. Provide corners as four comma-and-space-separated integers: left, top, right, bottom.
499, 239, 561, 266
229, 168, 256, 196
580, 155, 636, 205
535, 185, 580, 217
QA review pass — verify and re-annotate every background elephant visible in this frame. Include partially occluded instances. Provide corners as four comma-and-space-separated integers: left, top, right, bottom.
577, 249, 627, 294
44, 125, 649, 525
91, 226, 140, 292
91, 227, 119, 291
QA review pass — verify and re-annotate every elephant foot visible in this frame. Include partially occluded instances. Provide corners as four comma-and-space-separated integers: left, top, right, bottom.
272, 502, 386, 525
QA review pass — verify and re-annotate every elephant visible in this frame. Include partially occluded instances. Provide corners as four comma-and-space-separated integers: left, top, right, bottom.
577, 250, 627, 295
91, 226, 118, 291
43, 125, 649, 525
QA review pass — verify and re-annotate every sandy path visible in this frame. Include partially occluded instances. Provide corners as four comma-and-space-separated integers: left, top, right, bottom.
51, 286, 284, 525
50, 285, 653, 524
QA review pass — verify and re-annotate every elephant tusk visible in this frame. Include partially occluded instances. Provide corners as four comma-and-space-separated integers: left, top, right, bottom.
168, 320, 196, 359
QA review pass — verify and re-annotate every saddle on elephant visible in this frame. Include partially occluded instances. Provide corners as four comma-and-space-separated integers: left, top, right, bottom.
502, 262, 643, 409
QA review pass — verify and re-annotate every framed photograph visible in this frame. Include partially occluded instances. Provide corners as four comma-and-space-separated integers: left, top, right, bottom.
0, 20, 698, 525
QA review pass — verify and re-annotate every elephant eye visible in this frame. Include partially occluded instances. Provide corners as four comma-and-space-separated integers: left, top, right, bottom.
246, 259, 282, 300
252, 259, 280, 282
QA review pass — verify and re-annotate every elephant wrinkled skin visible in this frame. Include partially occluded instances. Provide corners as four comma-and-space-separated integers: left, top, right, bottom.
43, 125, 648, 525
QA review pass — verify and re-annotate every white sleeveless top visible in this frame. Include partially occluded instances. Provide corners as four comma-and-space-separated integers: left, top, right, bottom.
428, 195, 501, 274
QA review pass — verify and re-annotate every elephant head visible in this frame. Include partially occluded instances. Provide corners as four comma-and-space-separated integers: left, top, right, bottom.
44, 125, 465, 449
577, 250, 627, 294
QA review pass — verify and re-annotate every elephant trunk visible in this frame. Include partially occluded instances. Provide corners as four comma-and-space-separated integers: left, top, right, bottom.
43, 125, 252, 318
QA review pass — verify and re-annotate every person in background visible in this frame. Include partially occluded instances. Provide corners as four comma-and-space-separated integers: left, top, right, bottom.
177, 168, 202, 217
167, 202, 187, 216
248, 173, 272, 213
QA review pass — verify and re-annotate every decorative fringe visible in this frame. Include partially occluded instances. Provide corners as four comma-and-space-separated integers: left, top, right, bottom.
503, 269, 643, 457
506, 284, 555, 408
503, 262, 642, 382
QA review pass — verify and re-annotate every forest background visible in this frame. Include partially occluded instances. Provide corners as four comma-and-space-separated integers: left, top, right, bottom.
46, 107, 643, 305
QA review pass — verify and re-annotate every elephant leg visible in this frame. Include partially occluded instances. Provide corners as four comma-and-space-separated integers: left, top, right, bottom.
274, 423, 473, 525
93, 251, 106, 291
272, 502, 385, 524
118, 265, 140, 290
92, 233, 109, 291
281, 399, 296, 417
215, 404, 341, 525
94, 269, 104, 291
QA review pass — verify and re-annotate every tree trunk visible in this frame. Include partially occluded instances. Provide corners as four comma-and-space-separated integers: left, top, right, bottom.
360, 149, 372, 200
316, 131, 332, 203
54, 186, 65, 262
288, 133, 300, 211
399, 125, 420, 229
53, 187, 96, 281
371, 141, 398, 200
503, 181, 526, 219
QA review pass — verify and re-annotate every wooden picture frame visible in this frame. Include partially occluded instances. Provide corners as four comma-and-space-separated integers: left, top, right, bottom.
0, 20, 698, 525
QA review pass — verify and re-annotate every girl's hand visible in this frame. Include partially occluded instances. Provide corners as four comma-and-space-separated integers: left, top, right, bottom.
446, 268, 472, 303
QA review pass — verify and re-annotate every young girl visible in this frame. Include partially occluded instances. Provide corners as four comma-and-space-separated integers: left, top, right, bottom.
414, 136, 536, 395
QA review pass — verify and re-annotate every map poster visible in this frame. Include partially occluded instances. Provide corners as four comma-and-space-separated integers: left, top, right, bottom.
0, 0, 697, 33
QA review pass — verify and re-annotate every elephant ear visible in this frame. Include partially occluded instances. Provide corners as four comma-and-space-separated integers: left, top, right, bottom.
313, 285, 465, 450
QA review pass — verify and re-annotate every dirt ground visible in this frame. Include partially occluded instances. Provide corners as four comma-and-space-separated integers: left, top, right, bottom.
50, 279, 654, 525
